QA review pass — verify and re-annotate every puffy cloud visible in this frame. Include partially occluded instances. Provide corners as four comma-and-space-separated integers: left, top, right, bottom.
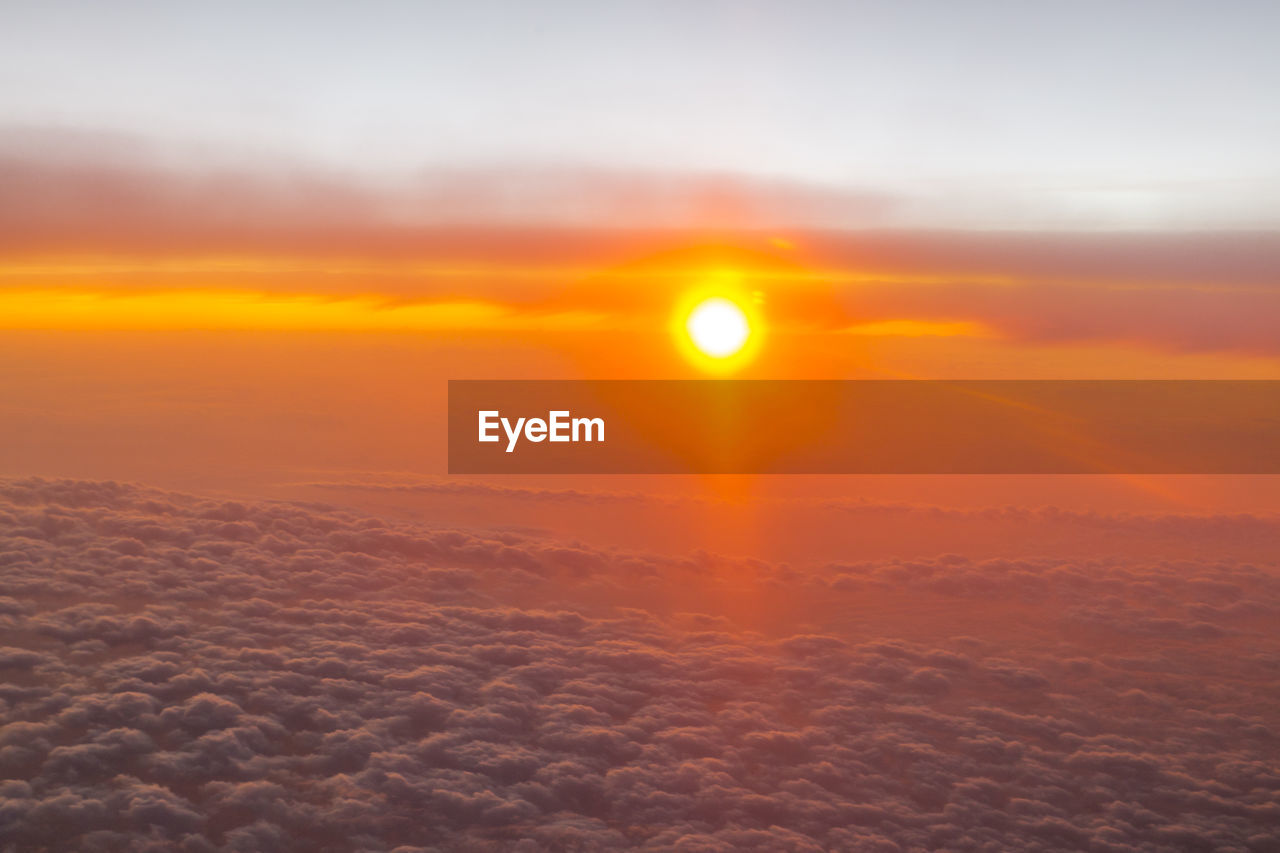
0, 477, 1277, 850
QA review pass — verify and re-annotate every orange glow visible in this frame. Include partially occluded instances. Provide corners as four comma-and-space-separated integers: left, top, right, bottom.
0, 289, 606, 332
842, 319, 993, 338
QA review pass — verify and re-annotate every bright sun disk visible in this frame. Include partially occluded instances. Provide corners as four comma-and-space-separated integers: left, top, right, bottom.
686, 296, 751, 358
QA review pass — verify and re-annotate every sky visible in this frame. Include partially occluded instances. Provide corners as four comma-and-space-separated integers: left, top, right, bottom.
4, 0, 1280, 228
1, 1, 1279, 505
2, 3, 1280, 850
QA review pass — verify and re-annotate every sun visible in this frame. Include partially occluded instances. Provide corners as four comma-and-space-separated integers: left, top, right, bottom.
687, 297, 750, 358
673, 281, 763, 373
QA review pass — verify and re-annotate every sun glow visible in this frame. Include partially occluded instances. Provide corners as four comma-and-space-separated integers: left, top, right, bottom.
674, 275, 764, 373
687, 297, 750, 358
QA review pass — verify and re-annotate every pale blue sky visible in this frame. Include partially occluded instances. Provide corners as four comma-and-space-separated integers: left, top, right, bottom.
3, 0, 1278, 228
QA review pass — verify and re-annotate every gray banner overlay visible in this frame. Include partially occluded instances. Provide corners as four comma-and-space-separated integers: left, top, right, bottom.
449, 380, 1280, 474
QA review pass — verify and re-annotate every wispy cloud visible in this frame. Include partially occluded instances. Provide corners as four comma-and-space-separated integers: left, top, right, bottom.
3, 129, 1279, 356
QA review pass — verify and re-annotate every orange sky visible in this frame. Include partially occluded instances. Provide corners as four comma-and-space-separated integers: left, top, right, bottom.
3, 229, 1279, 383
3, 150, 1279, 524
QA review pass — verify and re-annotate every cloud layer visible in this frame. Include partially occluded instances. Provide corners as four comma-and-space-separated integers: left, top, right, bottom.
1, 478, 1278, 850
